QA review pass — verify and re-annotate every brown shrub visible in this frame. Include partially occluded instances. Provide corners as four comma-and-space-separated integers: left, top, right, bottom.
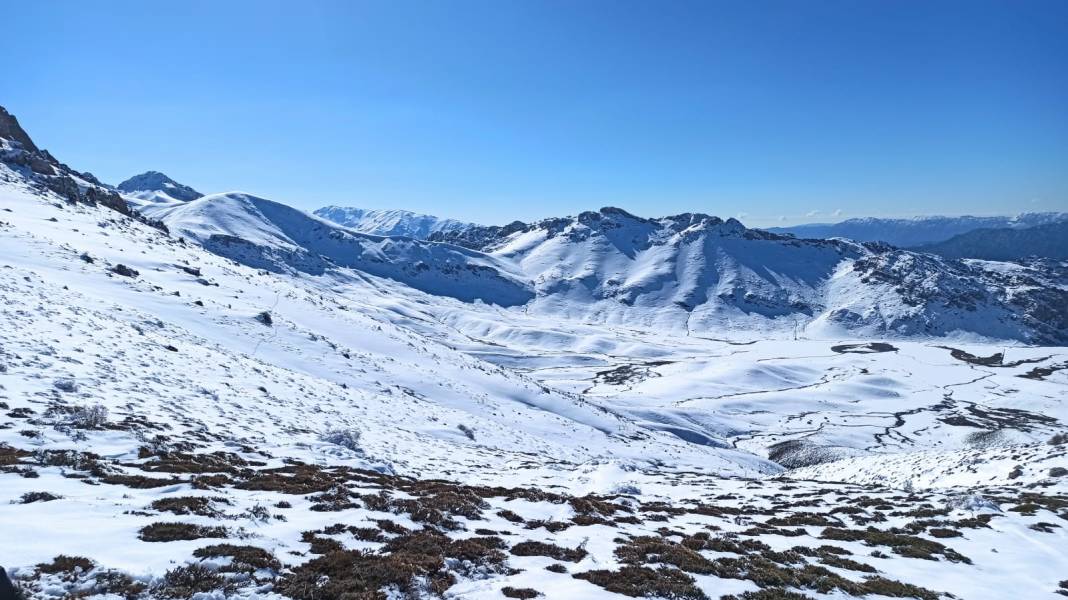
573, 565, 708, 599
98, 473, 185, 488
721, 590, 816, 600
820, 527, 970, 563
37, 555, 93, 574
497, 509, 525, 523
235, 464, 337, 494
150, 496, 225, 517
277, 548, 452, 599
501, 587, 541, 598
152, 564, 229, 598
301, 531, 346, 555
140, 451, 258, 475
18, 491, 61, 503
510, 541, 587, 563
615, 536, 716, 574
192, 544, 281, 572
138, 522, 228, 542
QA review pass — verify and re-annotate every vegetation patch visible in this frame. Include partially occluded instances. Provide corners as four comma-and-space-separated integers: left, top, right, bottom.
152, 564, 229, 598
150, 496, 226, 517
37, 555, 94, 574
501, 587, 541, 598
192, 543, 281, 572
722, 590, 816, 600
235, 464, 339, 494
139, 450, 259, 475
821, 527, 970, 563
98, 473, 185, 488
510, 540, 588, 562
18, 491, 61, 503
573, 565, 708, 599
138, 522, 229, 542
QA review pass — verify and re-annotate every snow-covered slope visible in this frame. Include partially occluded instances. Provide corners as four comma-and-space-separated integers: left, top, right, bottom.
3, 105, 1068, 600
315, 205, 474, 239
139, 192, 534, 306
769, 213, 1068, 247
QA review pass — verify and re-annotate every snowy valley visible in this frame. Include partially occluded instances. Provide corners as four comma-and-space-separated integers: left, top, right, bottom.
1, 105, 1067, 600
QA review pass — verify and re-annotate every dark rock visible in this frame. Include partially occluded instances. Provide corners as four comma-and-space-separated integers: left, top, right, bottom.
110, 264, 139, 278
0, 105, 39, 152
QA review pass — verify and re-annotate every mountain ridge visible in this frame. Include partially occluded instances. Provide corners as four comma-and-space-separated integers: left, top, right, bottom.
315, 205, 474, 239
3, 104, 1066, 344
140, 191, 535, 306
913, 221, 1068, 261
769, 213, 1068, 246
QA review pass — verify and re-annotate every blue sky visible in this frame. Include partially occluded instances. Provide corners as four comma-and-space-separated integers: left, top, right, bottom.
6, 0, 1067, 226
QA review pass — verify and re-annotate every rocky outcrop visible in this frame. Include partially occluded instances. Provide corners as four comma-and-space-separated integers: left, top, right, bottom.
0, 106, 38, 153
1, 105, 138, 219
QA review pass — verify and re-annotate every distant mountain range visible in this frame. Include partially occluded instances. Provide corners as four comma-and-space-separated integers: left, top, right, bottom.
915, 221, 1068, 261
113, 169, 1068, 258
769, 214, 1068, 247
428, 207, 1068, 343
5, 101, 1064, 343
314, 205, 474, 239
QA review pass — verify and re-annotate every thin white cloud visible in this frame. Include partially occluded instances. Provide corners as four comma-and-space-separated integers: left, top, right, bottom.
805, 210, 820, 217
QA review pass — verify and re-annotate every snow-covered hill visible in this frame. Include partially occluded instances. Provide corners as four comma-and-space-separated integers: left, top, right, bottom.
768, 213, 1068, 247
139, 193, 534, 306
315, 205, 474, 239
118, 170, 203, 202
3, 105, 1068, 600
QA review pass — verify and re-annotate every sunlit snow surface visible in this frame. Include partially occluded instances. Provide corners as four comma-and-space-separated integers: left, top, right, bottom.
1, 166, 1066, 599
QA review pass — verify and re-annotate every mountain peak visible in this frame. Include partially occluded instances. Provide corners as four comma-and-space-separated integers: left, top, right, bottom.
117, 171, 203, 201
0, 105, 39, 153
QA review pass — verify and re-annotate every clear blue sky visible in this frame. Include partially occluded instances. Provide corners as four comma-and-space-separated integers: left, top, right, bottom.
6, 0, 1067, 226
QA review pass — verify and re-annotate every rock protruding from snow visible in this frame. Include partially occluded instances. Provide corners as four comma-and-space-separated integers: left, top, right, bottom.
117, 171, 203, 202
314, 206, 475, 239
0, 106, 39, 153
0, 105, 133, 216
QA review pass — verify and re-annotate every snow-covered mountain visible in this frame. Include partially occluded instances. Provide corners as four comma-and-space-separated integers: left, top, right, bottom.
138, 192, 533, 305
433, 207, 1068, 344
137, 195, 1068, 343
769, 213, 1068, 247
117, 170, 203, 203
315, 205, 474, 239
3, 105, 1068, 600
